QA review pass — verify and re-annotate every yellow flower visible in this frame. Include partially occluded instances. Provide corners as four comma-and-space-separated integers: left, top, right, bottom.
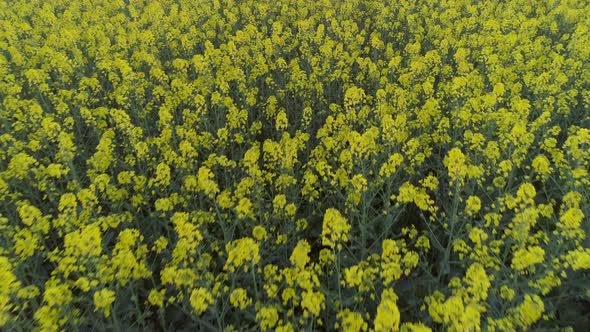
444, 148, 468, 183
154, 197, 173, 212
500, 286, 515, 301
64, 223, 102, 257
153, 162, 171, 187
374, 289, 400, 332
276, 109, 288, 130
321, 208, 351, 250
464, 263, 490, 302
531, 154, 552, 178
559, 208, 584, 229
110, 229, 151, 285
344, 85, 365, 108
532, 272, 562, 295
17, 285, 40, 300
348, 174, 368, 205
77, 189, 98, 210
88, 130, 115, 173
58, 193, 77, 213
230, 288, 252, 310
290, 240, 311, 269
381, 240, 403, 285
197, 166, 220, 198
343, 264, 362, 288
0, 258, 19, 325
257, 306, 279, 330
224, 238, 260, 272
33, 305, 62, 331
42, 283, 71, 309
563, 248, 590, 270
153, 236, 168, 253
416, 235, 431, 251
8, 152, 37, 179
117, 171, 134, 185
468, 227, 488, 245
379, 153, 404, 177
516, 182, 536, 205
190, 288, 214, 315
301, 290, 325, 317
285, 203, 297, 217
273, 194, 287, 213
511, 246, 545, 271
420, 175, 439, 191
236, 197, 255, 220
401, 322, 432, 332
563, 191, 582, 208
338, 309, 368, 332
148, 289, 166, 307
135, 141, 149, 158
319, 248, 335, 266
276, 322, 295, 332
465, 196, 481, 216
396, 182, 417, 203
94, 289, 116, 317
513, 294, 544, 328
281, 287, 296, 306
253, 225, 268, 241
217, 190, 234, 209
13, 229, 38, 258
46, 163, 67, 178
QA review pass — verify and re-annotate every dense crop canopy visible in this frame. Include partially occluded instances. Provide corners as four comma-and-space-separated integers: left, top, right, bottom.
0, 0, 589, 330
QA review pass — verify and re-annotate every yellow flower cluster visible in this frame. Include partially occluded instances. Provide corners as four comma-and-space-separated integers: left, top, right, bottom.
321, 208, 351, 250
224, 237, 260, 272
93, 289, 115, 318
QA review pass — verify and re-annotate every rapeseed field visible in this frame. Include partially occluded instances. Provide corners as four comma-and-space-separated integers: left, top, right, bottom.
1, 0, 589, 330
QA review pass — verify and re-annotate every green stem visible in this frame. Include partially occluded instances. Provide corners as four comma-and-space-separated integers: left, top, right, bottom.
440, 179, 461, 282
251, 263, 259, 300
334, 248, 343, 311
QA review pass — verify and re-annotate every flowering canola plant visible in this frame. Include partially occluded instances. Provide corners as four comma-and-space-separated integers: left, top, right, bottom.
0, 0, 589, 330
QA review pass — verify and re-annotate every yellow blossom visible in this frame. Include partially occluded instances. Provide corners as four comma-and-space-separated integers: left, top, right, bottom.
197, 166, 219, 198
148, 289, 166, 307
511, 246, 545, 271
465, 196, 481, 216
444, 148, 468, 183
253, 225, 268, 241
301, 290, 325, 317
290, 240, 311, 269
374, 289, 400, 332
338, 309, 368, 332
257, 306, 279, 330
94, 289, 116, 317
276, 109, 288, 130
230, 288, 252, 310
236, 197, 255, 220
224, 238, 260, 272
189, 288, 214, 315
513, 294, 544, 328
321, 208, 351, 250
